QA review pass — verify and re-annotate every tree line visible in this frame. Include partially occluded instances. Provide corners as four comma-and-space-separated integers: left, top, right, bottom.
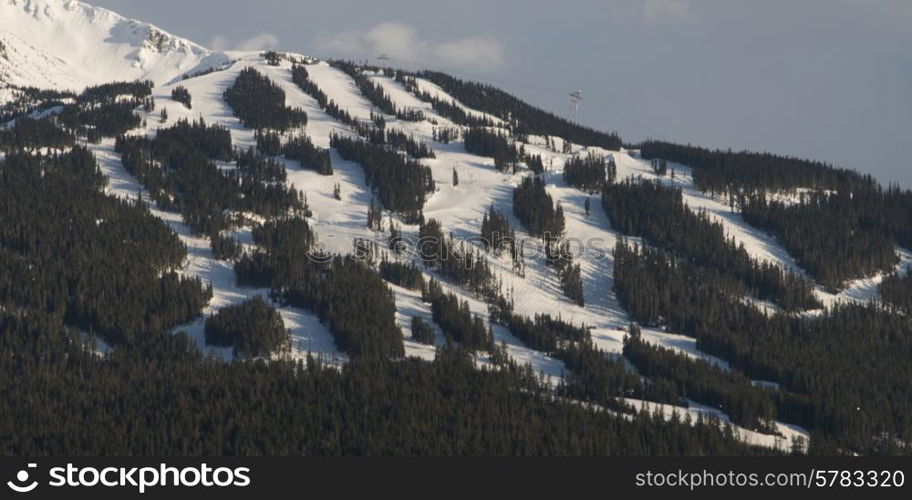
0, 117, 75, 151
514, 175, 565, 239
233, 214, 404, 359
224, 67, 307, 131
417, 70, 622, 150
0, 148, 211, 347
424, 279, 494, 351
564, 152, 616, 193
741, 192, 898, 291
637, 140, 874, 195
205, 297, 289, 358
613, 241, 912, 454
0, 315, 768, 455
117, 118, 305, 236
291, 64, 357, 126
331, 133, 434, 224
332, 61, 424, 121
361, 127, 436, 159
602, 179, 819, 310
394, 72, 495, 128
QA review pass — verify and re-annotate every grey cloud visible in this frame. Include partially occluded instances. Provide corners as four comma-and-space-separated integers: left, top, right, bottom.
314, 22, 505, 70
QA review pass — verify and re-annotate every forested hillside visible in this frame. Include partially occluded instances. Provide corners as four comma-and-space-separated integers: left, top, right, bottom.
2, 28, 911, 457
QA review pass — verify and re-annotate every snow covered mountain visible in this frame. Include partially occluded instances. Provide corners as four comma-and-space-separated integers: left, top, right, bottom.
3, 0, 911, 456
0, 0, 227, 96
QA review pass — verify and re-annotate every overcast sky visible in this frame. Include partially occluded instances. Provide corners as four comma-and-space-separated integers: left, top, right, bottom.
91, 0, 912, 187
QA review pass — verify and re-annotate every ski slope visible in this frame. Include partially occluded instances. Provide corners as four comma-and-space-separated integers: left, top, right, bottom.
298, 61, 808, 448
0, 0, 842, 450
89, 62, 346, 364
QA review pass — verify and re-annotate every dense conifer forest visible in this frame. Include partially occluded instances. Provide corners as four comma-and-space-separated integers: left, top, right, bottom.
234, 215, 403, 359
879, 271, 912, 312
51, 80, 154, 141
0, 148, 211, 347
636, 140, 912, 290
332, 61, 424, 121
623, 335, 778, 432
425, 279, 493, 351
480, 204, 515, 255
613, 242, 912, 454
255, 128, 282, 156
283, 135, 334, 175
224, 67, 307, 131
204, 297, 289, 357
602, 179, 819, 310
0, 117, 75, 150
637, 140, 875, 195
410, 317, 436, 345
170, 85, 192, 109
463, 127, 519, 163
0, 127, 760, 453
0, 86, 76, 122
564, 152, 616, 192
379, 260, 426, 291
0, 323, 767, 455
418, 218, 498, 297
362, 126, 436, 159
514, 175, 565, 239
741, 193, 899, 290
553, 340, 646, 411
495, 312, 588, 353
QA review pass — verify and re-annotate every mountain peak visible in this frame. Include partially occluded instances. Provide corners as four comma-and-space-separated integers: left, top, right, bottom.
0, 0, 227, 92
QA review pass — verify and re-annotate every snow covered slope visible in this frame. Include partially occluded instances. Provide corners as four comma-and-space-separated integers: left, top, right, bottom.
0, 30, 81, 90
0, 0, 227, 95
1, 1, 824, 451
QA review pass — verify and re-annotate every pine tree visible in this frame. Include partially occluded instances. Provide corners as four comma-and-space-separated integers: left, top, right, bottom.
367, 198, 383, 231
